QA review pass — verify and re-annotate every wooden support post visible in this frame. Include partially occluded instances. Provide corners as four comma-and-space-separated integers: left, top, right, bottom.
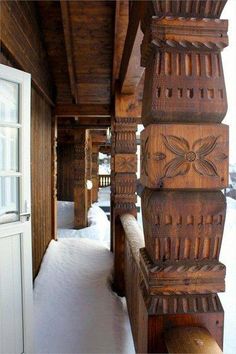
74, 128, 88, 229
138, 1, 229, 352
86, 131, 92, 209
112, 92, 138, 295
92, 144, 99, 203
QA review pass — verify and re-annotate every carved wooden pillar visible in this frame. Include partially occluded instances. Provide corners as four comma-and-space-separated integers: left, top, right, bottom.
92, 144, 99, 203
86, 131, 92, 209
74, 128, 88, 229
139, 1, 229, 352
112, 92, 138, 295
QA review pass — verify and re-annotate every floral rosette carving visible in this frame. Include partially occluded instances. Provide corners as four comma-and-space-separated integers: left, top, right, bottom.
159, 135, 226, 179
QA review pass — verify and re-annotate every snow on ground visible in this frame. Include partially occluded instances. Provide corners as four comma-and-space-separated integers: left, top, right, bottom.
34, 238, 135, 354
35, 189, 236, 354
34, 190, 134, 353
57, 201, 110, 247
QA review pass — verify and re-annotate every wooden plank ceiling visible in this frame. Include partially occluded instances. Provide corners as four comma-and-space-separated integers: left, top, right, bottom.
36, 1, 115, 112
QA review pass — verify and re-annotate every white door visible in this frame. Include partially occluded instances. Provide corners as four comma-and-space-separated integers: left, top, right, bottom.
0, 64, 33, 354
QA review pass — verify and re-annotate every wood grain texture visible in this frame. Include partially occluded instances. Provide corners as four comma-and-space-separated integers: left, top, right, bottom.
165, 327, 222, 354
31, 87, 53, 278
57, 143, 74, 201
0, 0, 53, 103
140, 248, 225, 295
141, 17, 228, 124
142, 190, 226, 263
141, 124, 229, 189
74, 129, 88, 229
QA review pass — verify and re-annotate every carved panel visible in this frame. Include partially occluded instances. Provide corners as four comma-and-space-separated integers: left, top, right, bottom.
141, 124, 228, 189
114, 173, 137, 195
141, 189, 226, 263
115, 154, 137, 173
114, 117, 137, 153
140, 248, 225, 295
141, 0, 227, 32
141, 18, 228, 124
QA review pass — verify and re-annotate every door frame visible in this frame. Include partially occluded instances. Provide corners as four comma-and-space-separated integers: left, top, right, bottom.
0, 64, 33, 354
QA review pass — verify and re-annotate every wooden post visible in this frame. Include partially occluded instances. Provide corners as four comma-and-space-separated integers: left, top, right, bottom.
92, 144, 99, 203
138, 1, 229, 352
112, 92, 139, 295
86, 131, 92, 209
74, 128, 88, 229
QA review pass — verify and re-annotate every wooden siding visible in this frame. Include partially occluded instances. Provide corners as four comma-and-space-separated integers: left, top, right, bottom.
31, 87, 52, 277
57, 143, 74, 202
0, 0, 53, 103
0, 1, 54, 278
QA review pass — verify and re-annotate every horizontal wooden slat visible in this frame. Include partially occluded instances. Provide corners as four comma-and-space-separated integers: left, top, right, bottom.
55, 104, 111, 117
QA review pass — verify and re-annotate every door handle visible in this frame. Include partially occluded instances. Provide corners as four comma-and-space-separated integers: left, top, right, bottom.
20, 212, 31, 221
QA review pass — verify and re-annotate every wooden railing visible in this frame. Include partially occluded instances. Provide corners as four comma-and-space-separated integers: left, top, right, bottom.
99, 174, 111, 187
119, 214, 223, 354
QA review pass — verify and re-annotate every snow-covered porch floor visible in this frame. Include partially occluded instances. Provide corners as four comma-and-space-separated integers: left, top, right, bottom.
33, 188, 236, 354
34, 238, 135, 354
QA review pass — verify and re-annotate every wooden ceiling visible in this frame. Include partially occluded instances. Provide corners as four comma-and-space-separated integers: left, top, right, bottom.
36, 1, 144, 120
37, 1, 115, 108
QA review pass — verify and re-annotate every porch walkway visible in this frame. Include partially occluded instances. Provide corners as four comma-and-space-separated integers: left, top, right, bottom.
33, 188, 236, 354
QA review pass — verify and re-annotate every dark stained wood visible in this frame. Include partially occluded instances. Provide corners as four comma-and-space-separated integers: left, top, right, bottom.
92, 144, 99, 203
119, 1, 146, 94
55, 104, 111, 117
165, 327, 223, 354
112, 92, 138, 295
57, 143, 74, 202
74, 129, 88, 229
51, 116, 58, 240
69, 1, 115, 105
112, 0, 129, 94
0, 0, 53, 103
60, 1, 78, 103
31, 86, 53, 278
36, 0, 73, 104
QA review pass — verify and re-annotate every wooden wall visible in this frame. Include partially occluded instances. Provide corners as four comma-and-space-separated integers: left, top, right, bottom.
57, 144, 74, 201
31, 87, 52, 276
0, 1, 54, 277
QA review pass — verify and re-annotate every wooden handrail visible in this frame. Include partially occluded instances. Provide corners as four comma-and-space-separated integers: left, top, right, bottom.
164, 327, 223, 354
120, 213, 144, 264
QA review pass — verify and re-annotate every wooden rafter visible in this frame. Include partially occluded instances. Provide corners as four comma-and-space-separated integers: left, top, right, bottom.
54, 104, 111, 117
119, 1, 146, 94
112, 0, 129, 95
60, 1, 78, 103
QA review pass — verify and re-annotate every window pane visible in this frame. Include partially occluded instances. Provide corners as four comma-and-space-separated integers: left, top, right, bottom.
0, 79, 19, 123
0, 127, 19, 172
0, 176, 19, 224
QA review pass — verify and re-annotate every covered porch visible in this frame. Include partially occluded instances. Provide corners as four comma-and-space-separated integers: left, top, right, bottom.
0, 1, 236, 353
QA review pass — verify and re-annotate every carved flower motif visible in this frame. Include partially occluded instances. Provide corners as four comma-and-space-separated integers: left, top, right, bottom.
162, 135, 220, 178
141, 137, 150, 177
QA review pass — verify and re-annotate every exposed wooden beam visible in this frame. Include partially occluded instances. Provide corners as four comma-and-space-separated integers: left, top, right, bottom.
119, 2, 146, 94
60, 1, 78, 103
55, 104, 111, 117
112, 0, 129, 95
115, 90, 142, 122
